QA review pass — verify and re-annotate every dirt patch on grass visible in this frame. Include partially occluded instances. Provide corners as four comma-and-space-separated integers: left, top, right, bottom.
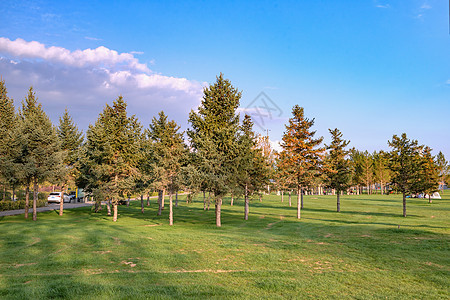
29, 237, 41, 247
161, 269, 251, 274
122, 261, 137, 267
265, 215, 284, 229
93, 250, 112, 254
113, 237, 121, 245
324, 234, 332, 238
14, 263, 37, 268
142, 224, 161, 227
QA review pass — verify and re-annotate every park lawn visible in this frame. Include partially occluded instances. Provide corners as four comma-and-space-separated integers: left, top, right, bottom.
0, 191, 448, 299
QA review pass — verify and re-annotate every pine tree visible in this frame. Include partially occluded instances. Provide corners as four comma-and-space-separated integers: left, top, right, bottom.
19, 87, 60, 221
417, 146, 439, 203
435, 152, 449, 191
187, 73, 241, 227
0, 79, 19, 201
56, 109, 83, 215
388, 133, 422, 217
147, 111, 186, 225
235, 115, 271, 220
278, 105, 324, 219
373, 151, 391, 195
360, 151, 374, 194
81, 96, 142, 221
324, 128, 351, 212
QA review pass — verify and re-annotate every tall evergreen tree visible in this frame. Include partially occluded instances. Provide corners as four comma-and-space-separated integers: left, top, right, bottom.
19, 87, 60, 221
278, 105, 324, 219
435, 152, 449, 190
147, 111, 186, 225
81, 96, 142, 221
236, 115, 271, 220
388, 133, 422, 217
187, 73, 241, 227
417, 146, 439, 203
56, 109, 83, 215
360, 151, 374, 194
324, 128, 351, 212
0, 79, 19, 201
373, 151, 391, 195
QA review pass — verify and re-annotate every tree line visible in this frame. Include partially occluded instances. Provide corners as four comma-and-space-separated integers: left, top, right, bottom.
0, 74, 448, 224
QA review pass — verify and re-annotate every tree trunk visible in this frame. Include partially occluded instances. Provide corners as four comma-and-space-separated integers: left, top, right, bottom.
24, 185, 29, 219
259, 193, 262, 202
231, 193, 234, 206
297, 186, 301, 219
126, 197, 130, 207
2, 185, 5, 201
402, 193, 406, 217
337, 192, 340, 212
147, 194, 150, 206
161, 189, 165, 209
289, 191, 292, 207
107, 199, 111, 216
203, 192, 207, 210
244, 184, 249, 220
157, 190, 162, 216
281, 191, 284, 202
207, 192, 211, 210
301, 188, 304, 209
428, 194, 432, 204
215, 196, 222, 227
141, 194, 144, 213
12, 185, 15, 202
169, 193, 173, 226
59, 184, 65, 216
113, 204, 118, 222
32, 178, 37, 221
380, 181, 384, 195
175, 191, 178, 207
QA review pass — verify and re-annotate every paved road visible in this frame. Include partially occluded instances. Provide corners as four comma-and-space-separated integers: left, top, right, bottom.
0, 202, 93, 217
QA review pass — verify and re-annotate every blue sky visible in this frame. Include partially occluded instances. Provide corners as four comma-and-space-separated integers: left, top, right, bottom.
0, 0, 449, 158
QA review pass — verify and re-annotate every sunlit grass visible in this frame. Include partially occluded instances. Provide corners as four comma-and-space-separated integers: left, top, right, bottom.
0, 191, 448, 299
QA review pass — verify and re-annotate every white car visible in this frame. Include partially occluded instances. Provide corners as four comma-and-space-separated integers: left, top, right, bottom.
48, 192, 71, 203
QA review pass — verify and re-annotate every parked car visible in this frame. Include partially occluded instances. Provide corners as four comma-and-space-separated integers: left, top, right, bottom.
68, 191, 77, 201
47, 192, 71, 203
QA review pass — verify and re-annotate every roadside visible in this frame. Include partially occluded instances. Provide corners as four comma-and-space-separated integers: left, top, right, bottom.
0, 202, 93, 217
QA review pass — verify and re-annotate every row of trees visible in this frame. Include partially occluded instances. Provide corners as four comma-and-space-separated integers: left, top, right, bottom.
1, 75, 448, 225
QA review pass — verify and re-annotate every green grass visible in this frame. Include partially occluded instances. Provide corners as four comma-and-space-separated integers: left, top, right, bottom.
0, 191, 449, 299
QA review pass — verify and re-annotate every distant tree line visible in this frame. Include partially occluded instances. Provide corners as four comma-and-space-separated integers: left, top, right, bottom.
0, 75, 448, 223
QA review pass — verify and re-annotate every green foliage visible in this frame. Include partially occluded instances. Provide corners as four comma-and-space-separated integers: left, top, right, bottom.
0, 199, 47, 211
80, 96, 143, 206
187, 74, 242, 225
278, 105, 324, 192
324, 128, 351, 192
435, 151, 449, 188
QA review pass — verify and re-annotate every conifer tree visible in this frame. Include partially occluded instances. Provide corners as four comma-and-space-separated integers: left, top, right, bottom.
324, 128, 351, 212
187, 73, 241, 227
236, 115, 271, 220
373, 151, 391, 195
278, 105, 324, 219
19, 87, 60, 221
0, 79, 19, 201
417, 146, 439, 203
435, 152, 449, 190
81, 96, 142, 221
56, 109, 83, 215
360, 151, 374, 194
147, 111, 186, 225
388, 133, 422, 217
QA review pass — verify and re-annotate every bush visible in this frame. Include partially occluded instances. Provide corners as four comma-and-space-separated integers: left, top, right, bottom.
0, 199, 48, 211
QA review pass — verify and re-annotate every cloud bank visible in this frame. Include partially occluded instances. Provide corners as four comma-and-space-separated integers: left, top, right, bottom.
0, 37, 204, 131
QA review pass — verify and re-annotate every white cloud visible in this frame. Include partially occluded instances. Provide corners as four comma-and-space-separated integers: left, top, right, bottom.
0, 37, 205, 131
0, 37, 149, 73
446, 79, 450, 85
269, 139, 282, 153
375, 4, 390, 9
421, 3, 431, 9
85, 36, 103, 41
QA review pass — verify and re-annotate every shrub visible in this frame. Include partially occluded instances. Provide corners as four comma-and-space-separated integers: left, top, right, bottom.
0, 199, 48, 211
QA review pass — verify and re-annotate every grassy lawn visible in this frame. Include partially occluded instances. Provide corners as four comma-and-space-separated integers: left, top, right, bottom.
0, 191, 448, 299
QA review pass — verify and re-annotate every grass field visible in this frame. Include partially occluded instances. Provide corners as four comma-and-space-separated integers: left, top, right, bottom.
0, 191, 448, 299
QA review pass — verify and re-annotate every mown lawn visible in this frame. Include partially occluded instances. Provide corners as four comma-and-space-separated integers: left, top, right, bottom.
0, 191, 448, 299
